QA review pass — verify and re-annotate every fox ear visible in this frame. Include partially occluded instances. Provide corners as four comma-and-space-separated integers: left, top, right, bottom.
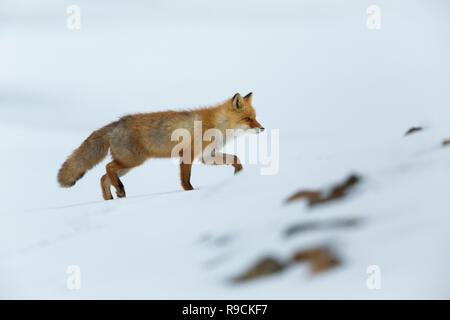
244, 92, 253, 103
232, 93, 243, 110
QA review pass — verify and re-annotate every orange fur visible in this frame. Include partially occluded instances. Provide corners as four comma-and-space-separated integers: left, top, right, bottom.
57, 92, 264, 200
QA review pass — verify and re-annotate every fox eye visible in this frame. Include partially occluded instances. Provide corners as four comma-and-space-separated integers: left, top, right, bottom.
245, 117, 251, 121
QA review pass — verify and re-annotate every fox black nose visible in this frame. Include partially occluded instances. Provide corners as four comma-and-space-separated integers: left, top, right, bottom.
260, 127, 265, 132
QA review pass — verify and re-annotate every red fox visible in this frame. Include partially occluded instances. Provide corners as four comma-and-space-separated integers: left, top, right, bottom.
58, 92, 264, 200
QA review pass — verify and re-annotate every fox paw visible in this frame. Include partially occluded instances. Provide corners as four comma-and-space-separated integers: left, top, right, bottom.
234, 164, 243, 174
116, 190, 126, 198
182, 183, 194, 191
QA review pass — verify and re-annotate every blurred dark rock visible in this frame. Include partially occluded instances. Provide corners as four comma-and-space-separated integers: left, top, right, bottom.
284, 218, 361, 237
291, 247, 340, 274
404, 126, 423, 136
233, 257, 285, 283
286, 174, 362, 206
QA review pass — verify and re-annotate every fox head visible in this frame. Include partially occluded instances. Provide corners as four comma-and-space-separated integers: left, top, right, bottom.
227, 92, 265, 134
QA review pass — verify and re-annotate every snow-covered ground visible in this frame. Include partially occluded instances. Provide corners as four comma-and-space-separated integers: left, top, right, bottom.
1, 0, 449, 299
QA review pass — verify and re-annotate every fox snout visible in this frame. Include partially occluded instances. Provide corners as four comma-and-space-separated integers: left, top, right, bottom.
251, 119, 265, 133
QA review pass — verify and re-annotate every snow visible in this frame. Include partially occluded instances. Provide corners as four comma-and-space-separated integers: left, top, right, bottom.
1, 0, 449, 299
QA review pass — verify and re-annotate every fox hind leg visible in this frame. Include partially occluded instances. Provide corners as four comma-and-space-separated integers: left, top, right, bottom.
101, 174, 113, 200
106, 161, 129, 198
101, 168, 131, 200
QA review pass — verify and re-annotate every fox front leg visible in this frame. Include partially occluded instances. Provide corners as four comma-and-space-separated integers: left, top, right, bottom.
180, 163, 194, 191
202, 151, 243, 174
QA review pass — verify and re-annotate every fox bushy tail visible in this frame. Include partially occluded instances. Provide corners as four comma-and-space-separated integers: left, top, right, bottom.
58, 124, 112, 187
